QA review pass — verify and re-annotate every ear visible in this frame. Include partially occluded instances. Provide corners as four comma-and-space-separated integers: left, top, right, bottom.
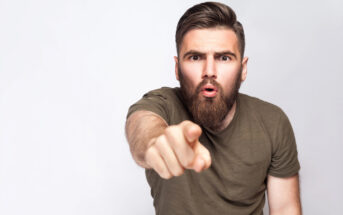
174, 56, 180, 81
240, 57, 248, 82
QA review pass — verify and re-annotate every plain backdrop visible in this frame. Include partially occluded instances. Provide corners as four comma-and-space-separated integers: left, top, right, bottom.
0, 0, 342, 214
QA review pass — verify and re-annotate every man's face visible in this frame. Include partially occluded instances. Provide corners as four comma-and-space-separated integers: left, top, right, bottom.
174, 27, 248, 131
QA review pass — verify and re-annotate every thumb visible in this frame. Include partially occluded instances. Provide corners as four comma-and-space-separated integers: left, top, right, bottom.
181, 121, 202, 146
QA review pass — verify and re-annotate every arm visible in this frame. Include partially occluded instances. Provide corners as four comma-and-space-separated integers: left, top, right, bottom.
125, 110, 168, 168
267, 174, 302, 215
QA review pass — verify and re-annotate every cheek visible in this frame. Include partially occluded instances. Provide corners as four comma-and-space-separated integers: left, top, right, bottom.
180, 65, 202, 89
217, 66, 241, 91
221, 73, 236, 86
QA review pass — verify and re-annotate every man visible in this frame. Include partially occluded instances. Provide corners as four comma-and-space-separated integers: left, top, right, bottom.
125, 2, 301, 215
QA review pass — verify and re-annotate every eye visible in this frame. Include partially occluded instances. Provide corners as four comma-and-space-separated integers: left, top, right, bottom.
220, 55, 230, 61
190, 55, 200, 61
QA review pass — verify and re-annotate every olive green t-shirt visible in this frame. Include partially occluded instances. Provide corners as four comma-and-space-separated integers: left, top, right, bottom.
127, 87, 300, 215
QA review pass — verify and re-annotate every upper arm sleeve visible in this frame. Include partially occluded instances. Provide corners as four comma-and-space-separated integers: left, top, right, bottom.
268, 111, 300, 178
126, 89, 170, 124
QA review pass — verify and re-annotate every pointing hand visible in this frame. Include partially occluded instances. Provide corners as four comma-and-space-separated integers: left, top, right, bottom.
144, 120, 212, 179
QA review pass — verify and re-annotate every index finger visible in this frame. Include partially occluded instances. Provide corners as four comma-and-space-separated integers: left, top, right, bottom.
181, 121, 202, 147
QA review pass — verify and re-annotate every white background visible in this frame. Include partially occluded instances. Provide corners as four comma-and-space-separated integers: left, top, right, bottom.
0, 0, 342, 214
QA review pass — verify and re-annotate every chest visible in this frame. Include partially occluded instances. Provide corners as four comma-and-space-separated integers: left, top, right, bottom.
196, 121, 272, 202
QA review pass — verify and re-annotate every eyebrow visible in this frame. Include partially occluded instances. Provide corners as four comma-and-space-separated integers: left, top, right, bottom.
182, 50, 237, 60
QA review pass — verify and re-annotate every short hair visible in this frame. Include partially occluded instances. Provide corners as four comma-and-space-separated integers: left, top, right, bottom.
175, 2, 245, 59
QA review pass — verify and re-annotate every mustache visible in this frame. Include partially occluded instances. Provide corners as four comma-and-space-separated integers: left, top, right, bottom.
195, 78, 221, 94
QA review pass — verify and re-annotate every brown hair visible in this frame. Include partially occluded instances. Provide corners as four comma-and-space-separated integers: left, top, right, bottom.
175, 2, 245, 59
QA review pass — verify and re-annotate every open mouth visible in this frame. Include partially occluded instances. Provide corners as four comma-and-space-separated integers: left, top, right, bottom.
201, 84, 218, 97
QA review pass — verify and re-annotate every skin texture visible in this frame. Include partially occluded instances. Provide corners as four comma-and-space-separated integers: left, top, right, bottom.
125, 27, 301, 213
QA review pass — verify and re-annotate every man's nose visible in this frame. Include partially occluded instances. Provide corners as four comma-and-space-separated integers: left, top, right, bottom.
202, 57, 217, 79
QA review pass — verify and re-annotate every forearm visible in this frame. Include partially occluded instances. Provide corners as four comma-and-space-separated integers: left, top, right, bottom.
269, 191, 301, 215
125, 110, 168, 168
269, 189, 302, 215
269, 204, 302, 215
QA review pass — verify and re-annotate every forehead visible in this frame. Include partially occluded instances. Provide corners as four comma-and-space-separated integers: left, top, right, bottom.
180, 27, 240, 55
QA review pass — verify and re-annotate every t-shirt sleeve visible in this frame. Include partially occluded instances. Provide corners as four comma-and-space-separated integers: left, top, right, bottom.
126, 89, 170, 123
268, 110, 300, 177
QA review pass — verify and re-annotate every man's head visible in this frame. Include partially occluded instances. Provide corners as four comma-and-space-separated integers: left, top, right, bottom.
174, 2, 248, 131
175, 2, 245, 59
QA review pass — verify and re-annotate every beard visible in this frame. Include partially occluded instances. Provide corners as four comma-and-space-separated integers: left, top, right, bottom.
178, 67, 242, 131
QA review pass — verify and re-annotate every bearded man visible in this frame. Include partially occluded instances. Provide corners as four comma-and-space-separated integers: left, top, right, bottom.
125, 2, 301, 215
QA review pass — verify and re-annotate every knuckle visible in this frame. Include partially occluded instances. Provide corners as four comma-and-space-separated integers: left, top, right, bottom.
164, 126, 177, 137
164, 127, 181, 147
155, 135, 164, 143
179, 157, 188, 167
145, 151, 158, 168
174, 167, 185, 177
186, 159, 194, 168
154, 163, 165, 176
152, 159, 171, 179
164, 125, 174, 133
170, 166, 180, 176
180, 150, 195, 167
154, 135, 166, 149
180, 156, 192, 168
160, 171, 172, 179
181, 120, 191, 126
145, 146, 155, 161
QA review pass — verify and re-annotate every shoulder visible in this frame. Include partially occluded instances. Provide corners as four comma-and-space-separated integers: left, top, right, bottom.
238, 93, 296, 147
239, 93, 283, 113
238, 93, 293, 142
143, 87, 180, 100
127, 87, 184, 123
238, 93, 287, 121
